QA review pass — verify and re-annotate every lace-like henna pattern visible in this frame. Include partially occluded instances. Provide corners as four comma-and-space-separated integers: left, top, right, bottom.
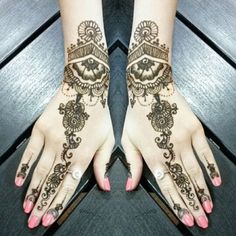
63, 20, 110, 107
128, 21, 199, 211
127, 21, 173, 107
38, 20, 109, 210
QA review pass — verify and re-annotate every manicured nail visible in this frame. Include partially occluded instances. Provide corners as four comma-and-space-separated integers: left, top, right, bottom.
42, 214, 54, 227
196, 215, 208, 229
28, 215, 40, 229
182, 213, 194, 227
15, 177, 24, 187
125, 177, 133, 192
103, 177, 111, 191
24, 200, 34, 214
212, 177, 222, 186
202, 200, 213, 214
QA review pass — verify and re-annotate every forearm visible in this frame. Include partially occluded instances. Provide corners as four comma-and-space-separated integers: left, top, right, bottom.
59, 0, 107, 63
130, 0, 177, 64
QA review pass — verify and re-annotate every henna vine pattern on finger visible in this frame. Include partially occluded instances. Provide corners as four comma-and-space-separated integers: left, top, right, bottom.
17, 155, 32, 179
193, 179, 211, 204
128, 21, 199, 211
26, 181, 41, 204
46, 193, 68, 221
38, 21, 109, 210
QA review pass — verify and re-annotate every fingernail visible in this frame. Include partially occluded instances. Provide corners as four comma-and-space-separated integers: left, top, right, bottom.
196, 215, 208, 229
28, 215, 40, 229
212, 177, 222, 186
202, 200, 213, 214
182, 213, 194, 227
24, 200, 34, 214
15, 177, 24, 187
125, 177, 133, 192
103, 177, 111, 191
42, 214, 54, 227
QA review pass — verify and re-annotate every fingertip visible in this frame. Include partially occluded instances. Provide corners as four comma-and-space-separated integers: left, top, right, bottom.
15, 177, 24, 187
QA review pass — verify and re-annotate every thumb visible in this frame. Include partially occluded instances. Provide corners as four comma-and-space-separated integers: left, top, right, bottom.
93, 133, 115, 192
122, 136, 143, 191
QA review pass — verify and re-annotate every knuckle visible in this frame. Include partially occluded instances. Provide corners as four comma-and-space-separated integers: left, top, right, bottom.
187, 164, 202, 177
35, 165, 49, 176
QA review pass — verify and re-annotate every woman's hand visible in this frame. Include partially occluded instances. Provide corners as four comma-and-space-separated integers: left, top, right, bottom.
15, 20, 115, 229
121, 20, 221, 229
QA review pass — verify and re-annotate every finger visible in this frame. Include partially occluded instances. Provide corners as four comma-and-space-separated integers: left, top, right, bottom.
28, 150, 92, 229
93, 134, 115, 192
169, 158, 209, 229
153, 164, 194, 227
42, 165, 82, 227
15, 127, 44, 187
122, 136, 143, 191
23, 146, 55, 214
192, 128, 222, 186
181, 148, 213, 214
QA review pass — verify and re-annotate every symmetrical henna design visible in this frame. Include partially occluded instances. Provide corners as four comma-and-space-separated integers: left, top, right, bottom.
127, 21, 199, 211
36, 20, 109, 210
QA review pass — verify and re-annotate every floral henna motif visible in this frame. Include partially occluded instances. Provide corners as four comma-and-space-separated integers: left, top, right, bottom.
37, 20, 108, 211
127, 21, 173, 107
38, 96, 89, 210
63, 20, 109, 107
128, 21, 199, 211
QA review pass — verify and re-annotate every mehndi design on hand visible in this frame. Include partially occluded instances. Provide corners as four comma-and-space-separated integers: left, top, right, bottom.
36, 20, 109, 210
127, 21, 199, 211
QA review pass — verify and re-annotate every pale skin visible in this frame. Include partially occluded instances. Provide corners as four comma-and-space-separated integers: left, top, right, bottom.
15, 0, 114, 229
122, 0, 221, 229
15, 0, 222, 231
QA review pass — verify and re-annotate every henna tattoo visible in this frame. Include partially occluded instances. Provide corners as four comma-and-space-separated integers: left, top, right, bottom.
47, 193, 67, 220
17, 156, 32, 179
38, 96, 89, 210
206, 161, 219, 179
128, 21, 199, 211
25, 180, 42, 204
17, 163, 29, 179
63, 20, 109, 107
38, 20, 108, 210
127, 21, 173, 107
194, 179, 211, 204
169, 195, 190, 220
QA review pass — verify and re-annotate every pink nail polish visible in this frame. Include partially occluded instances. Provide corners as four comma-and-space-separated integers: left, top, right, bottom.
196, 215, 208, 229
15, 177, 24, 187
24, 200, 34, 214
28, 215, 40, 229
212, 177, 222, 186
182, 213, 194, 227
125, 177, 133, 192
202, 200, 213, 214
103, 177, 111, 191
42, 214, 54, 227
